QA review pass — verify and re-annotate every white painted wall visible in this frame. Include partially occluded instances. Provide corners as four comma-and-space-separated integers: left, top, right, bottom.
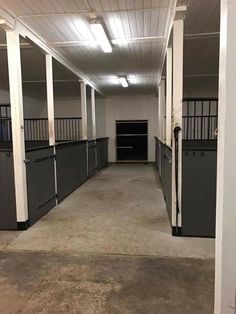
40, 97, 81, 118
0, 88, 46, 118
96, 97, 106, 138
104, 94, 158, 162
0, 88, 106, 141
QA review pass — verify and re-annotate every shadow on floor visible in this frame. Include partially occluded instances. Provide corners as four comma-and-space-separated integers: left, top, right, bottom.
0, 251, 214, 314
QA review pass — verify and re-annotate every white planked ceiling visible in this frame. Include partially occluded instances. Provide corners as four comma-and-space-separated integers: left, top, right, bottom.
0, 0, 220, 96
0, 0, 177, 95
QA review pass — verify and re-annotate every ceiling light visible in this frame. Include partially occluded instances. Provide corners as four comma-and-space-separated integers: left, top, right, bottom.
128, 75, 138, 84
109, 76, 120, 85
119, 76, 128, 88
76, 19, 94, 41
90, 22, 112, 53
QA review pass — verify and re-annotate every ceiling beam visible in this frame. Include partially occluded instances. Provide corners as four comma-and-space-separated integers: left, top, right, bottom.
0, 42, 31, 49
0, 73, 219, 85
184, 32, 220, 40
0, 32, 219, 50
184, 73, 219, 78
162, 73, 219, 79
50, 36, 165, 48
0, 7, 103, 95
50, 32, 219, 48
15, 6, 178, 20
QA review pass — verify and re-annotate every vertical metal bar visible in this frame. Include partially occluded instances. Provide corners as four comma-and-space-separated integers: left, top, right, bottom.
72, 118, 74, 140
67, 119, 69, 141
55, 119, 57, 142
63, 119, 65, 141
201, 100, 204, 140
208, 100, 211, 140
193, 100, 196, 140
70, 118, 72, 140
186, 100, 189, 140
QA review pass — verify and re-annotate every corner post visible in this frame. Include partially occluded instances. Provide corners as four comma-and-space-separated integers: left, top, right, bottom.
80, 82, 88, 140
91, 88, 97, 140
6, 30, 28, 225
215, 1, 236, 312
171, 17, 184, 232
166, 47, 173, 147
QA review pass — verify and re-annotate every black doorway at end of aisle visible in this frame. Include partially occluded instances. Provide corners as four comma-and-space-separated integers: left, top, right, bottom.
116, 120, 148, 162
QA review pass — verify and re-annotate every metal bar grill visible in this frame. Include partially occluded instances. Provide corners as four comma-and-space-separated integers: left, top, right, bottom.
183, 99, 218, 141
0, 117, 82, 142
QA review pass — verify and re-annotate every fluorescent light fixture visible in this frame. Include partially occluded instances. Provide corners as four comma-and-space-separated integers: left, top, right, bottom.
76, 19, 94, 41
109, 76, 120, 85
90, 22, 112, 53
128, 75, 138, 84
119, 76, 128, 88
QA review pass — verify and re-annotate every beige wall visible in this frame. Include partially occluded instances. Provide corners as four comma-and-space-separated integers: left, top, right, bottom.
96, 97, 106, 138
0, 88, 46, 118
104, 94, 158, 162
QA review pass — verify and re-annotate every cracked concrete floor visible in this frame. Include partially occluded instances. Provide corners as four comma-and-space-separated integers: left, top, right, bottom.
0, 164, 215, 313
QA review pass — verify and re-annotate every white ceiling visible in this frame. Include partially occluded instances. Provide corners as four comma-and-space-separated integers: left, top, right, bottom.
0, 0, 220, 96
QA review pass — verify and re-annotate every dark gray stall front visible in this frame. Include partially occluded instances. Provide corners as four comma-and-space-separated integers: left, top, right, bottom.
155, 137, 162, 174
56, 141, 88, 202
182, 147, 217, 237
26, 146, 57, 226
97, 137, 108, 171
0, 137, 109, 230
88, 140, 97, 178
0, 150, 17, 230
160, 143, 172, 220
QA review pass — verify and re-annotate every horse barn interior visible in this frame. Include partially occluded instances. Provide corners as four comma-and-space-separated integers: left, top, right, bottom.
0, 0, 235, 313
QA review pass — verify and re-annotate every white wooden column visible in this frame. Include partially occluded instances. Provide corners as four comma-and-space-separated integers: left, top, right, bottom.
91, 88, 96, 140
215, 1, 236, 313
158, 85, 162, 140
158, 79, 166, 142
45, 54, 55, 145
166, 47, 173, 148
6, 30, 28, 223
171, 18, 184, 229
80, 82, 88, 140
45, 54, 57, 199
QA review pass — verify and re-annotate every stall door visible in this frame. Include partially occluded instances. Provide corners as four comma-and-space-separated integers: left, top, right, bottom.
116, 120, 148, 161
26, 147, 57, 226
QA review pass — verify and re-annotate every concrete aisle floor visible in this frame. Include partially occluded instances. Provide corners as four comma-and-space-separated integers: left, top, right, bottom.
0, 164, 215, 314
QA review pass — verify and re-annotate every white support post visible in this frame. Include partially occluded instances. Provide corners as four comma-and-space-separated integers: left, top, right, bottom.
158, 79, 166, 143
160, 79, 166, 142
91, 88, 96, 140
80, 82, 88, 140
215, 1, 236, 313
6, 30, 28, 223
166, 47, 173, 148
171, 18, 184, 229
46, 54, 55, 146
45, 54, 57, 200
158, 85, 162, 140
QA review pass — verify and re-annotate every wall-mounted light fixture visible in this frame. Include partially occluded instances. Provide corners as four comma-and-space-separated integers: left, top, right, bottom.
90, 21, 112, 53
119, 76, 128, 88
